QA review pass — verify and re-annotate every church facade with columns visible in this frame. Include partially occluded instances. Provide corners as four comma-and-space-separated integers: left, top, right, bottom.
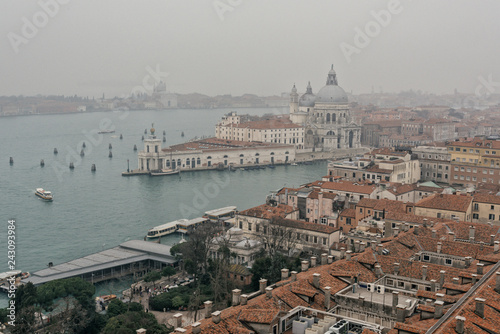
290, 66, 362, 152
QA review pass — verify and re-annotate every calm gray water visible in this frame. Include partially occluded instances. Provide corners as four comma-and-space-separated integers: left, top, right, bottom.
0, 108, 327, 306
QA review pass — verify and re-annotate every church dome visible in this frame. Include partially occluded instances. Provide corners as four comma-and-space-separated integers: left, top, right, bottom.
299, 81, 316, 107
315, 65, 348, 104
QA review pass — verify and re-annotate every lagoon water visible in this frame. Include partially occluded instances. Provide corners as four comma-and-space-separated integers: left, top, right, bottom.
0, 107, 327, 306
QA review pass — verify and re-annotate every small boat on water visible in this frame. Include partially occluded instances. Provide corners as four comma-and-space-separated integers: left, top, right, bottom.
150, 169, 180, 176
35, 188, 53, 201
98, 130, 115, 134
291, 163, 298, 166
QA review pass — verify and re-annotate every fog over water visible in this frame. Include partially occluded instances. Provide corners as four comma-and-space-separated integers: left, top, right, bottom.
1, 0, 500, 97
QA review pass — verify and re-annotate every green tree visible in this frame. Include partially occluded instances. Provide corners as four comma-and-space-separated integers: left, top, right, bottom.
107, 299, 128, 318
144, 271, 162, 290
162, 266, 176, 279
101, 311, 172, 334
172, 296, 184, 309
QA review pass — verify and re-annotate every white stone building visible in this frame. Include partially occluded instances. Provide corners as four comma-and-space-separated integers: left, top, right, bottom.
290, 66, 362, 151
215, 112, 305, 149
137, 129, 295, 172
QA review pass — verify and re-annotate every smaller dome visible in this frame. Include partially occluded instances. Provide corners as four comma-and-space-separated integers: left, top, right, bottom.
150, 127, 155, 135
299, 93, 316, 107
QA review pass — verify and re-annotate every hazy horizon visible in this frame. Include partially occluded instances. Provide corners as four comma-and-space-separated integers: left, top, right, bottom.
2, 1, 500, 98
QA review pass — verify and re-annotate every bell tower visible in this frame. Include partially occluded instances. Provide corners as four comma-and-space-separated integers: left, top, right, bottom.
289, 84, 299, 115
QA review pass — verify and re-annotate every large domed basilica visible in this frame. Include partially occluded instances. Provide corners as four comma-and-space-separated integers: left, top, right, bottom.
290, 65, 361, 151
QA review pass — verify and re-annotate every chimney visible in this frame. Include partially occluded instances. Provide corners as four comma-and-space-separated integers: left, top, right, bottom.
434, 300, 444, 318
240, 294, 248, 305
385, 220, 393, 237
448, 231, 455, 242
321, 253, 328, 265
472, 274, 478, 285
377, 244, 383, 255
375, 264, 383, 278
232, 289, 241, 306
404, 223, 410, 232
423, 218, 428, 227
173, 313, 183, 328
496, 272, 500, 292
436, 293, 445, 302
371, 240, 377, 251
324, 286, 331, 310
359, 295, 366, 308
192, 322, 201, 334
377, 235, 382, 245
340, 247, 346, 259
469, 226, 475, 241
495, 241, 499, 253
313, 273, 321, 288
393, 227, 400, 237
430, 279, 437, 292
452, 277, 460, 285
211, 311, 221, 324
475, 298, 485, 318
432, 230, 437, 238
359, 242, 366, 252
392, 291, 399, 308
437, 242, 442, 254
422, 265, 428, 281
328, 255, 333, 264
477, 263, 484, 275
259, 279, 267, 293
346, 250, 352, 260
281, 268, 289, 280
301, 260, 309, 272
354, 240, 360, 253
311, 256, 317, 267
491, 234, 495, 245
204, 301, 213, 318
440, 271, 446, 288
396, 305, 406, 323
265, 287, 273, 299
394, 262, 400, 275
465, 256, 472, 267
414, 226, 419, 235
291, 271, 297, 282
455, 316, 465, 334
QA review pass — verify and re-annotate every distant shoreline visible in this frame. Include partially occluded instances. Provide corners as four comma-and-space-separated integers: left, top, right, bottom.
0, 105, 288, 118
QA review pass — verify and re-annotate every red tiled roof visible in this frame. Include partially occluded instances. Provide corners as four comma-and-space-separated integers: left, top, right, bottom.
238, 204, 296, 219
473, 193, 500, 205
238, 308, 279, 324
415, 194, 472, 213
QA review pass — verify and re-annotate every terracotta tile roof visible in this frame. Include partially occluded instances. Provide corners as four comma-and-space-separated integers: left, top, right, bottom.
443, 282, 471, 293
417, 304, 435, 313
473, 193, 500, 205
415, 194, 472, 213
393, 322, 426, 334
447, 138, 500, 150
443, 221, 500, 244
416, 290, 461, 304
277, 187, 300, 195
238, 204, 296, 219
339, 208, 356, 218
273, 217, 339, 234
163, 137, 293, 153
357, 198, 379, 208
238, 308, 279, 324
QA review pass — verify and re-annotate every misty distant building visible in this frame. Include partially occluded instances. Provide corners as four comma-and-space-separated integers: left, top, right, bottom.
289, 66, 362, 152
152, 81, 177, 108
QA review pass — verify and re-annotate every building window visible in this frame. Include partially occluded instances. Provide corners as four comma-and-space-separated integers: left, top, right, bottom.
489, 214, 495, 220
248, 223, 252, 231
423, 254, 430, 261
445, 259, 452, 265
473, 213, 479, 219
411, 284, 418, 290
398, 281, 405, 288
437, 213, 442, 218
239, 221, 242, 229
491, 205, 495, 210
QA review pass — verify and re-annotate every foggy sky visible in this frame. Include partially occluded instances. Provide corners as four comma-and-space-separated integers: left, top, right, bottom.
1, 0, 499, 98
